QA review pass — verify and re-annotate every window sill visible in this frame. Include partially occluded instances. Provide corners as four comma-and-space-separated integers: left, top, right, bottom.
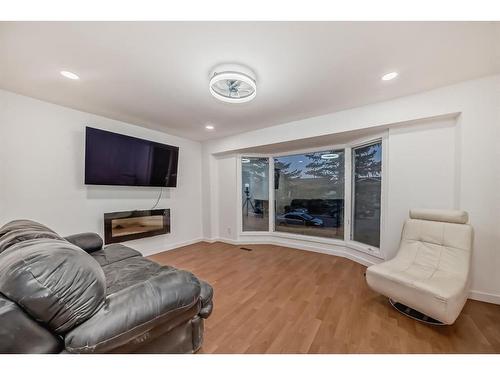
239, 231, 271, 236
238, 230, 384, 259
345, 240, 383, 259
271, 230, 345, 247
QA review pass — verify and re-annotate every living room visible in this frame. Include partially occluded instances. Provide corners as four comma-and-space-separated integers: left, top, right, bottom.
1, 1, 500, 373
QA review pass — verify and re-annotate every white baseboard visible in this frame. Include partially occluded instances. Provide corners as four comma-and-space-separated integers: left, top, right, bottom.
203, 237, 239, 245
202, 236, 379, 267
469, 290, 500, 305
140, 237, 205, 257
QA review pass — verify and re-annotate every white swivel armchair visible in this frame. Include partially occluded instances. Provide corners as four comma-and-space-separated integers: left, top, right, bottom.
366, 209, 473, 325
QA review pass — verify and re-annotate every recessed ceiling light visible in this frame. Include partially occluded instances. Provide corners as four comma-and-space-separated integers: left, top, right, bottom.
321, 153, 339, 160
60, 70, 80, 80
381, 72, 398, 81
205, 124, 215, 130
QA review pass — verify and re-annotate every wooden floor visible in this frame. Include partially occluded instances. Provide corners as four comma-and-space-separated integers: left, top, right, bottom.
149, 242, 500, 353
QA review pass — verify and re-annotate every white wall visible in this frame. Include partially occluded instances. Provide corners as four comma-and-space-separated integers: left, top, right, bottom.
203, 74, 500, 304
216, 155, 238, 240
0, 90, 203, 256
385, 117, 458, 259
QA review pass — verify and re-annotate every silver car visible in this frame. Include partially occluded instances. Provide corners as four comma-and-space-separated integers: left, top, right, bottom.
276, 212, 324, 227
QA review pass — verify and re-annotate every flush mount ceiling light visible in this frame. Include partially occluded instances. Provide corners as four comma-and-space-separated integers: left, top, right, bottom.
321, 153, 339, 160
209, 64, 257, 104
60, 70, 80, 80
205, 124, 215, 130
381, 71, 399, 81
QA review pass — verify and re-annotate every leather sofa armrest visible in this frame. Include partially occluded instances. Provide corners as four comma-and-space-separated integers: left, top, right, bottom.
64, 269, 201, 353
0, 295, 62, 353
64, 232, 103, 253
199, 280, 214, 318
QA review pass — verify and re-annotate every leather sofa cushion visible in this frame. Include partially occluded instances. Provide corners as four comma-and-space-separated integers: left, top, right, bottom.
64, 269, 201, 353
102, 256, 174, 296
0, 229, 62, 254
0, 219, 59, 238
90, 244, 142, 268
0, 238, 106, 334
0, 220, 63, 254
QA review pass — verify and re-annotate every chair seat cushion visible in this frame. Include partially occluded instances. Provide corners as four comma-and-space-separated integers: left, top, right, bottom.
366, 259, 469, 324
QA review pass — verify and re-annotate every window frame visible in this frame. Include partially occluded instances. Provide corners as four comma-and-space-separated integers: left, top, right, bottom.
236, 132, 388, 259
344, 134, 388, 259
272, 146, 347, 242
237, 153, 274, 236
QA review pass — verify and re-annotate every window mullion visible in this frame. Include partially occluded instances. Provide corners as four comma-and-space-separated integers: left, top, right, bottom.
344, 147, 352, 243
269, 157, 275, 233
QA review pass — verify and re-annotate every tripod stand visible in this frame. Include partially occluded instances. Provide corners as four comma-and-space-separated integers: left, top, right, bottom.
242, 186, 256, 216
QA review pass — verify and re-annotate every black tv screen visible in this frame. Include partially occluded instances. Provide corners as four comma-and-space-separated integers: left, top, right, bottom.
85, 127, 179, 187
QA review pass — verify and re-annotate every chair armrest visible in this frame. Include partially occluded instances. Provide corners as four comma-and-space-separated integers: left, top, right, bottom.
64, 269, 201, 353
64, 232, 103, 253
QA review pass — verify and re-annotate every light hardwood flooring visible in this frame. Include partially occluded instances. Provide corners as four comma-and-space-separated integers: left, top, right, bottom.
149, 242, 500, 353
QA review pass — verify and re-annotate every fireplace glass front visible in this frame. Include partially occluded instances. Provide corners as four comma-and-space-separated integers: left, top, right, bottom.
104, 209, 170, 244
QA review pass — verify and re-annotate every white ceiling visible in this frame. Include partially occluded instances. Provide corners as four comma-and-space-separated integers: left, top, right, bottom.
1, 22, 499, 141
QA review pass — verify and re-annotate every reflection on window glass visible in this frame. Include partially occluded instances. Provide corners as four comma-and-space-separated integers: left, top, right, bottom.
352, 142, 382, 247
274, 150, 344, 239
241, 157, 269, 232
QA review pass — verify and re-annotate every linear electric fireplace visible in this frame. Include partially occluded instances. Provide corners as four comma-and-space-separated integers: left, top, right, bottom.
104, 209, 170, 244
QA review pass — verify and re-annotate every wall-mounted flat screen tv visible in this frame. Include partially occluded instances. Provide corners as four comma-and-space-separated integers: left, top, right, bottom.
85, 127, 179, 187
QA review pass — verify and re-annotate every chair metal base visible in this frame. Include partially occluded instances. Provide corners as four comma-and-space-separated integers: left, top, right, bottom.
389, 299, 445, 326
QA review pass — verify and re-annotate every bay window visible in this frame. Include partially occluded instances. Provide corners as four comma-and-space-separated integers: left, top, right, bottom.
239, 137, 384, 255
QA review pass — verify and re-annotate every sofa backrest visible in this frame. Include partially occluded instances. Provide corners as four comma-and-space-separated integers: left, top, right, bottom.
0, 220, 106, 334
398, 209, 473, 278
0, 219, 63, 254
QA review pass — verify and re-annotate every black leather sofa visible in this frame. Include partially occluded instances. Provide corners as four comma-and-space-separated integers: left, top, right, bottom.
0, 219, 213, 353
